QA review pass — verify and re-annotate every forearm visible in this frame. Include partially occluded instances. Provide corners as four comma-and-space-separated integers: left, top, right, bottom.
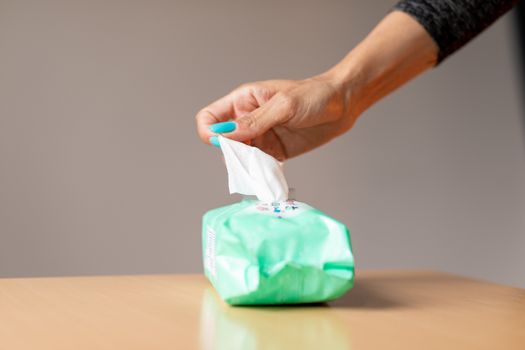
320, 0, 520, 122
322, 11, 438, 120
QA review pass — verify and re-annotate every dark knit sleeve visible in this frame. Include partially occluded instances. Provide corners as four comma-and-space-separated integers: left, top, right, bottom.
394, 0, 520, 63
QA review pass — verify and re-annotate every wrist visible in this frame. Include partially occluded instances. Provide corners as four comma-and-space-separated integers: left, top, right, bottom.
319, 11, 438, 121
318, 58, 369, 122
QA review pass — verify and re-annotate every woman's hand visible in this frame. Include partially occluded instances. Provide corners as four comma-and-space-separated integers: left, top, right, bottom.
196, 11, 438, 160
196, 75, 356, 160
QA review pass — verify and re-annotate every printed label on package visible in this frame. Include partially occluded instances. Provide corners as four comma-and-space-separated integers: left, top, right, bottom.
248, 200, 312, 218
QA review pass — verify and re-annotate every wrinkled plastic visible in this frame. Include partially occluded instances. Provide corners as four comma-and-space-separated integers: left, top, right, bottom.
202, 198, 354, 305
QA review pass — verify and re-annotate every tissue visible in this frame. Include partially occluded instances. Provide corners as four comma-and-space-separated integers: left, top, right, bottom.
218, 136, 288, 202
202, 136, 354, 305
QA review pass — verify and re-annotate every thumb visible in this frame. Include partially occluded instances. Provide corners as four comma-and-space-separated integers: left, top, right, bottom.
226, 93, 296, 142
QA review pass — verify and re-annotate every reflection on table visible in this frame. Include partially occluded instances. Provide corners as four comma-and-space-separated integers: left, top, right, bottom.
199, 288, 352, 350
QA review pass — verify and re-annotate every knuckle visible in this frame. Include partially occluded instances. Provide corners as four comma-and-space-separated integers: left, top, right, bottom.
236, 82, 263, 98
239, 115, 257, 130
236, 83, 253, 95
274, 93, 297, 120
237, 83, 250, 90
195, 108, 208, 122
278, 93, 296, 110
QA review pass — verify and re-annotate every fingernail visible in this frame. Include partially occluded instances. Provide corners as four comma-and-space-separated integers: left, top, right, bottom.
208, 121, 236, 134
209, 136, 220, 148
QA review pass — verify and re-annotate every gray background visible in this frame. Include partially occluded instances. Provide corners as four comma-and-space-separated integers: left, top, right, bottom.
1, 0, 524, 287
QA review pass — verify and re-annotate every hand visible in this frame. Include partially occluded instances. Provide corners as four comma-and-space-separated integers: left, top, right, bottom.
196, 11, 437, 161
196, 75, 356, 160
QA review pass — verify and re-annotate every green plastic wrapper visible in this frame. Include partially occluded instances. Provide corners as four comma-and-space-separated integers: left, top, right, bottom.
202, 198, 354, 305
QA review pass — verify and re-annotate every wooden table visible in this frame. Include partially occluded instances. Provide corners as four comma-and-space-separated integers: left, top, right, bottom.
0, 270, 523, 350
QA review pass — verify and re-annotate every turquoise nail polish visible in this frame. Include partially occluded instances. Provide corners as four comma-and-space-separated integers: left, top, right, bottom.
209, 121, 236, 134
209, 136, 220, 148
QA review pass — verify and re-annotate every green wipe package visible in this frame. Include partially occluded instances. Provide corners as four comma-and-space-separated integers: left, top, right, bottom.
202, 136, 354, 305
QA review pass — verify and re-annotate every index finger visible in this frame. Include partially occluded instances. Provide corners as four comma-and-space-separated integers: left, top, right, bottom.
195, 93, 235, 145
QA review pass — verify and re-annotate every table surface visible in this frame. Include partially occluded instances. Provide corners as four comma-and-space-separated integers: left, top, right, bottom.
0, 270, 523, 350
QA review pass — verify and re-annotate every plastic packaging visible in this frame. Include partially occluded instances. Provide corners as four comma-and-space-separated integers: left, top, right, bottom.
202, 136, 354, 305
